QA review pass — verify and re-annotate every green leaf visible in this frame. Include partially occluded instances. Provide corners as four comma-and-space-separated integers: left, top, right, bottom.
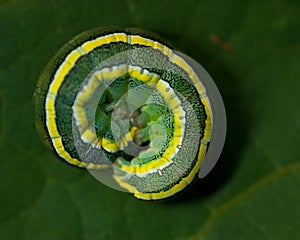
0, 0, 299, 239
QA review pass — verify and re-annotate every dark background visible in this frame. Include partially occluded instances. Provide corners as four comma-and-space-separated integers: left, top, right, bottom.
0, 0, 299, 239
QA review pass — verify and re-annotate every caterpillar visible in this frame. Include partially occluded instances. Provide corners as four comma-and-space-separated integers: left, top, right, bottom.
34, 28, 226, 200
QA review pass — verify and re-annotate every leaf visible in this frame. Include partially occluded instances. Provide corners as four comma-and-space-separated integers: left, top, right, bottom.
0, 0, 299, 239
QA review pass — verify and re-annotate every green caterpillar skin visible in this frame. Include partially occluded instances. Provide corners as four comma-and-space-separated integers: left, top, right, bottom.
34, 28, 212, 200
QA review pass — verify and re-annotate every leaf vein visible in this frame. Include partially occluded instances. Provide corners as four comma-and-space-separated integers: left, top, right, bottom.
188, 160, 300, 240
